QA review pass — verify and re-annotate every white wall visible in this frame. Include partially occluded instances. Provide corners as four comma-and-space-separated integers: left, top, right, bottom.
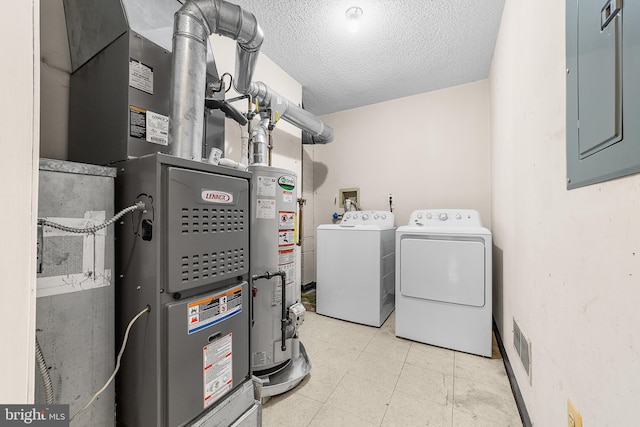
0, 1, 39, 403
491, 1, 640, 425
307, 81, 491, 283
312, 80, 491, 229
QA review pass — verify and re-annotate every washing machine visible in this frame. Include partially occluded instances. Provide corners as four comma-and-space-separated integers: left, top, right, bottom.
316, 211, 395, 327
395, 209, 492, 357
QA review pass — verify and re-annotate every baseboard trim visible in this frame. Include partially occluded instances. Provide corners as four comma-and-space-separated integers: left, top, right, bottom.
301, 281, 316, 293
493, 318, 533, 427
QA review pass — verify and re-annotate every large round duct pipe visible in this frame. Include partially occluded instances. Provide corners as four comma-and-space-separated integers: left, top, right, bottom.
168, 0, 333, 162
169, 0, 263, 160
247, 81, 334, 144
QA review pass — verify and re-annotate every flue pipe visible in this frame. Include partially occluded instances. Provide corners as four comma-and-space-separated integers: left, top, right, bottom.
169, 0, 263, 160
168, 0, 334, 162
247, 81, 334, 144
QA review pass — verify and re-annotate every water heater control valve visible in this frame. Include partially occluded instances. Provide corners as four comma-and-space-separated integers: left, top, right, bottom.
289, 302, 306, 330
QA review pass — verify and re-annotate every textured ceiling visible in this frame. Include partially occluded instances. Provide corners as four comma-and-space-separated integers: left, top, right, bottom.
229, 0, 505, 115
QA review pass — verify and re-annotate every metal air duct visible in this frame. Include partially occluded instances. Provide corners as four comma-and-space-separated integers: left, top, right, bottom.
168, 0, 333, 161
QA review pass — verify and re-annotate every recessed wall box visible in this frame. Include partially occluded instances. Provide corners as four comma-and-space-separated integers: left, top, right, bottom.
566, 0, 640, 189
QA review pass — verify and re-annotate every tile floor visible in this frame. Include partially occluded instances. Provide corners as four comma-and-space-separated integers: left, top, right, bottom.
262, 311, 522, 427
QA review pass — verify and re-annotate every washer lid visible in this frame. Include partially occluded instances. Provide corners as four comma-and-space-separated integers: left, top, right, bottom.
400, 237, 486, 307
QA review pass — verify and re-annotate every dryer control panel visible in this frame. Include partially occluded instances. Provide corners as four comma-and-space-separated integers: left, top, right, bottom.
408, 209, 483, 227
341, 210, 395, 227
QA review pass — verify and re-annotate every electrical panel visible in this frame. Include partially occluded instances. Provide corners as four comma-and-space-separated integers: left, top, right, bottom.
566, 0, 640, 188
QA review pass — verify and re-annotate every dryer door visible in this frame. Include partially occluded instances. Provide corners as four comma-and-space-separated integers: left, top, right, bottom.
400, 237, 485, 307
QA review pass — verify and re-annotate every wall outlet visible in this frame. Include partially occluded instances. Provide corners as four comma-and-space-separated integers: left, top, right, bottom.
568, 399, 582, 427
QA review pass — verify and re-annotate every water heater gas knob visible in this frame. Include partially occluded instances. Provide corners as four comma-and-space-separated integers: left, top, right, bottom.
439, 213, 448, 221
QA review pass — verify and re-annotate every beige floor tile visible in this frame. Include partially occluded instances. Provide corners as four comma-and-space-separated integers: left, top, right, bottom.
325, 373, 394, 425
347, 351, 404, 389
363, 331, 411, 364
395, 363, 454, 407
327, 321, 377, 353
262, 390, 323, 427
405, 342, 455, 376
300, 314, 344, 342
299, 335, 327, 359
308, 405, 378, 427
453, 377, 520, 425
381, 389, 453, 427
310, 343, 361, 376
453, 407, 523, 427
295, 363, 346, 403
454, 351, 510, 390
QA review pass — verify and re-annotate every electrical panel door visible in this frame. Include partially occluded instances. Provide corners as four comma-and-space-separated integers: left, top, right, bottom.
567, 0, 640, 188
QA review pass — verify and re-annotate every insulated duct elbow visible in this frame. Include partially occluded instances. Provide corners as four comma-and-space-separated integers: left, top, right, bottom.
248, 82, 334, 144
169, 0, 263, 160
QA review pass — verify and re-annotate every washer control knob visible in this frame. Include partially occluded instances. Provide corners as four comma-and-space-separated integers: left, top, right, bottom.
426, 213, 432, 219
382, 215, 387, 219
374, 214, 379, 220
353, 214, 359, 219
456, 213, 462, 220
439, 213, 448, 221
417, 214, 423, 219
362, 214, 369, 220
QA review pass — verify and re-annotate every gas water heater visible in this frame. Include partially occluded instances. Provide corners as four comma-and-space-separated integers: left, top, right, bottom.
249, 165, 310, 396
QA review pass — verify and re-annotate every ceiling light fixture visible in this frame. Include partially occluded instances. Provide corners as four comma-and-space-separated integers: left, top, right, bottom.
345, 6, 364, 33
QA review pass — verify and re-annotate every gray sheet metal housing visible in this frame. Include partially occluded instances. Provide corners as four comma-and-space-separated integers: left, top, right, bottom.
566, 0, 640, 188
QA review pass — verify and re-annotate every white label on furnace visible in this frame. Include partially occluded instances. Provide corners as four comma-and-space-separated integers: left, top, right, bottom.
129, 58, 153, 94
282, 190, 293, 203
256, 199, 276, 219
257, 176, 277, 197
203, 333, 233, 408
146, 110, 168, 145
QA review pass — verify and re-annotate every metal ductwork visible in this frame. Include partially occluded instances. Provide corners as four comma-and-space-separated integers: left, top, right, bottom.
247, 81, 334, 144
169, 0, 333, 161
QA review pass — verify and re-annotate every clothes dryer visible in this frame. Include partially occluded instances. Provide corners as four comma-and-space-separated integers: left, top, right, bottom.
316, 211, 395, 327
395, 209, 492, 357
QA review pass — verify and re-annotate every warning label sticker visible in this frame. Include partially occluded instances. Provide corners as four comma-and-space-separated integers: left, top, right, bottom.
279, 211, 295, 230
187, 286, 242, 335
129, 106, 169, 146
129, 58, 154, 94
278, 248, 295, 265
203, 333, 233, 408
129, 106, 146, 139
278, 230, 294, 246
271, 263, 296, 305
